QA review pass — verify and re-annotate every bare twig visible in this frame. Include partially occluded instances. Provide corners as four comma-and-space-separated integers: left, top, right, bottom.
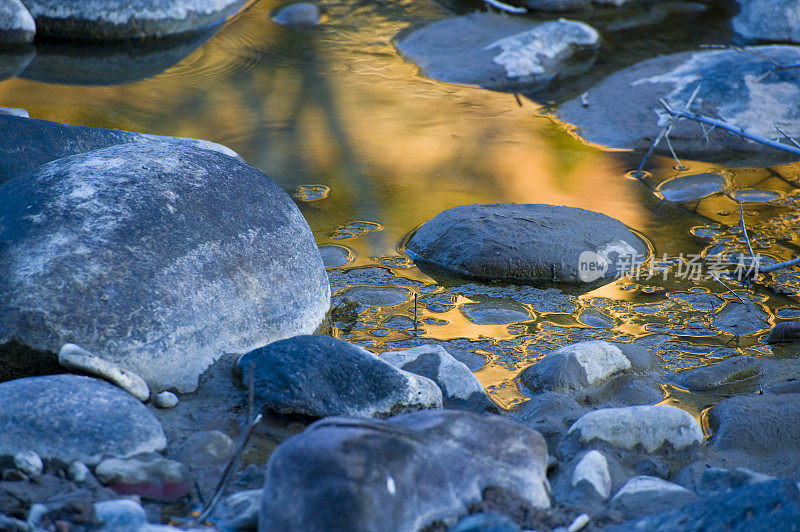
776, 127, 800, 149
483, 0, 527, 13
658, 99, 800, 156
738, 201, 755, 259
760, 257, 800, 273
710, 272, 750, 308
634, 125, 669, 177
194, 413, 263, 525
664, 131, 685, 170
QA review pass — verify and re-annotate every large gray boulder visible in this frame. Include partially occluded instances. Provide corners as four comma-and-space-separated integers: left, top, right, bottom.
260, 410, 550, 531
404, 203, 648, 284
732, 0, 800, 43
0, 374, 166, 465
708, 393, 800, 453
0, 0, 35, 43
397, 13, 598, 90
0, 142, 330, 392
559, 46, 800, 161
19, 0, 247, 40
0, 114, 237, 185
236, 335, 442, 418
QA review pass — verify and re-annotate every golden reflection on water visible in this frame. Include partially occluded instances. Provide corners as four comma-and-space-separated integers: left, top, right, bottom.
2, 0, 800, 414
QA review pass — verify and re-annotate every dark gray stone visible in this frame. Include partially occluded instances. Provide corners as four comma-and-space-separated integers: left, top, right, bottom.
95, 454, 190, 501
732, 0, 800, 43
711, 303, 770, 336
656, 173, 727, 202
614, 479, 800, 531
0, 142, 330, 392
520, 341, 632, 396
559, 46, 800, 162
260, 410, 550, 531
708, 393, 800, 452
512, 392, 588, 454
236, 335, 442, 418
171, 430, 235, 467
272, 3, 320, 27
0, 375, 166, 465
524, 0, 655, 10
694, 466, 774, 497
397, 13, 598, 90
404, 203, 648, 284
20, 0, 247, 39
379, 344, 498, 413
94, 499, 147, 531
0, 0, 34, 43
765, 321, 800, 343
211, 489, 261, 530
674, 355, 761, 391
0, 114, 237, 185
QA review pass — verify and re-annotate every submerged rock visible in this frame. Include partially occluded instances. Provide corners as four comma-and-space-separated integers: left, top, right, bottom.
708, 392, 800, 453
379, 344, 497, 412
732, 0, 800, 43
272, 3, 321, 27
765, 321, 800, 343
397, 13, 598, 90
559, 46, 800, 162
21, 0, 247, 40
0, 142, 330, 392
260, 410, 550, 531
0, 374, 166, 465
0, 0, 34, 43
404, 203, 648, 284
236, 335, 442, 418
655, 173, 727, 202
520, 340, 631, 396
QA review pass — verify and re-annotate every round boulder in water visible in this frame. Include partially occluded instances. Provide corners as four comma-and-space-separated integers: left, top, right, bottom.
655, 173, 726, 202
0, 142, 330, 392
0, 374, 166, 465
21, 0, 247, 40
404, 203, 648, 284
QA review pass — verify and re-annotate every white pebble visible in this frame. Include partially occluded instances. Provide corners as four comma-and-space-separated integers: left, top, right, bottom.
59, 343, 150, 402
568, 513, 590, 532
13, 450, 42, 476
154, 391, 179, 408
67, 460, 91, 482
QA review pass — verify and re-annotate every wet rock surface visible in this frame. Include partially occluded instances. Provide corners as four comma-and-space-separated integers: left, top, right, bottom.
0, 374, 166, 465
404, 203, 648, 284
397, 13, 599, 90
0, 141, 330, 392
237, 335, 442, 418
559, 45, 800, 161
732, 0, 800, 43
708, 392, 800, 453
260, 410, 550, 531
21, 0, 247, 40
0, 0, 34, 43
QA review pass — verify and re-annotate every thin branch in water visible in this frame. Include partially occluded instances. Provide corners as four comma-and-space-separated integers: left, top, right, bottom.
658, 99, 800, 156
194, 413, 263, 525
514, 93, 522, 107
483, 0, 527, 13
739, 201, 756, 259
664, 131, 686, 170
710, 272, 750, 309
776, 127, 800, 149
634, 125, 669, 177
760, 256, 800, 273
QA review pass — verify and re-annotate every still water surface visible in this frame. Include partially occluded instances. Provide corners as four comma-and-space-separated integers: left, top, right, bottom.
3, 0, 799, 418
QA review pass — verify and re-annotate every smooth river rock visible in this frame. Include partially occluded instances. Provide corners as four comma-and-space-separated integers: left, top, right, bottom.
0, 0, 35, 43
732, 0, 800, 43
59, 343, 150, 402
404, 203, 648, 284
564, 405, 703, 454
236, 335, 442, 418
559, 46, 800, 162
397, 13, 598, 90
19, 0, 247, 40
379, 344, 497, 412
708, 392, 800, 453
520, 340, 632, 396
260, 410, 550, 531
674, 355, 760, 392
0, 374, 166, 465
0, 142, 330, 392
0, 114, 237, 185
610, 475, 698, 520
95, 455, 191, 501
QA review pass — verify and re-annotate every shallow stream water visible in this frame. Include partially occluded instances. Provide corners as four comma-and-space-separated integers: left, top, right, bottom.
4, 0, 800, 424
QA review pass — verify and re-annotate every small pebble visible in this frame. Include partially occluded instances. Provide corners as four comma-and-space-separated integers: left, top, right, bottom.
272, 2, 321, 27
568, 513, 590, 532
13, 450, 42, 476
153, 391, 179, 409
67, 460, 91, 483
